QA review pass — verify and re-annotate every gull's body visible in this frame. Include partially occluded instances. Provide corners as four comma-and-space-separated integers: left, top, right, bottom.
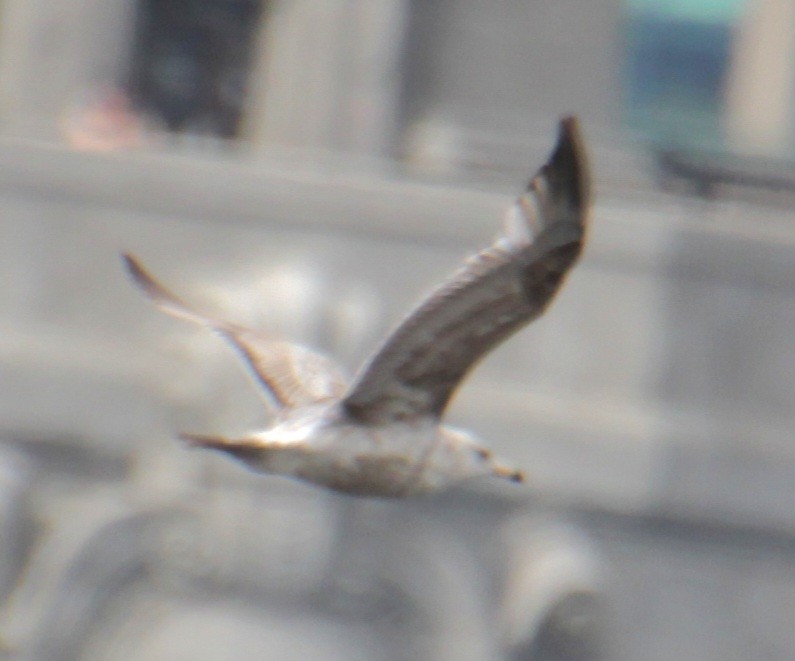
232, 403, 483, 497
124, 117, 590, 497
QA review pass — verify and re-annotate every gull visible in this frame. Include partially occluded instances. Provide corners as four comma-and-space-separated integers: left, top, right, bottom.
123, 117, 590, 497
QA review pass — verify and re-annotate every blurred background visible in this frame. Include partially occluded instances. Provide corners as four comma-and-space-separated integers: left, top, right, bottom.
1, 1, 795, 659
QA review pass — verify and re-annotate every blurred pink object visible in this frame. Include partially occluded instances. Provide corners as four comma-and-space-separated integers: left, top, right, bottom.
62, 87, 145, 151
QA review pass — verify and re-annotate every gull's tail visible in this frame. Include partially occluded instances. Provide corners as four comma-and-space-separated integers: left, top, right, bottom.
180, 433, 266, 465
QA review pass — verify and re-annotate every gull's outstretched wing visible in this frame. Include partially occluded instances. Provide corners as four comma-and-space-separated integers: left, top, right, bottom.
123, 254, 348, 409
343, 117, 590, 424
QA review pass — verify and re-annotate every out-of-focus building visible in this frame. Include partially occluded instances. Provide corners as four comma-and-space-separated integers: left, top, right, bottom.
5, 0, 795, 169
0, 1, 623, 160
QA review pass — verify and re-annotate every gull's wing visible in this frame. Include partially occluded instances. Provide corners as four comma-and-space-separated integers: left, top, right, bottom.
123, 254, 348, 409
343, 116, 589, 424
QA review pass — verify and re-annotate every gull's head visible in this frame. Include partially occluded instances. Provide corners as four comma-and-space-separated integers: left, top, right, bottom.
440, 427, 525, 486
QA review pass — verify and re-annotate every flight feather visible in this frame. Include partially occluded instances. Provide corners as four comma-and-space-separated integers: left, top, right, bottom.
342, 116, 589, 423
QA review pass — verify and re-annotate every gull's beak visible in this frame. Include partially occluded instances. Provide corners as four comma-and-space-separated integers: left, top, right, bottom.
493, 463, 525, 484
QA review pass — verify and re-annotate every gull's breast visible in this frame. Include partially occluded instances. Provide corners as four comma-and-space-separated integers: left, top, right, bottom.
298, 420, 441, 497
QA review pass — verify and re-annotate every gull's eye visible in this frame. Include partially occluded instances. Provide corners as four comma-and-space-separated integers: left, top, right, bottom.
475, 448, 491, 461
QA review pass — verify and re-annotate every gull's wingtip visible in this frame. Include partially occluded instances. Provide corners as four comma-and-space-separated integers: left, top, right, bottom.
120, 251, 210, 327
121, 251, 160, 300
530, 114, 590, 222
558, 114, 580, 139
552, 114, 588, 191
120, 251, 143, 277
555, 115, 583, 154
120, 251, 138, 279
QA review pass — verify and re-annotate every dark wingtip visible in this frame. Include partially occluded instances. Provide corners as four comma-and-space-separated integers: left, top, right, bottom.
121, 251, 193, 317
120, 251, 139, 276
531, 115, 590, 221
121, 251, 157, 298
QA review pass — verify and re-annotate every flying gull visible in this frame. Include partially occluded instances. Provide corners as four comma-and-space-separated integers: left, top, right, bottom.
123, 116, 590, 497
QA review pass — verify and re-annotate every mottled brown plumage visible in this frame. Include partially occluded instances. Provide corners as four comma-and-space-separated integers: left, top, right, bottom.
123, 117, 590, 497
124, 254, 348, 408
343, 116, 588, 423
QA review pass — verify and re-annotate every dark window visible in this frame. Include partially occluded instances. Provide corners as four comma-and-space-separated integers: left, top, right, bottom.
126, 0, 266, 138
